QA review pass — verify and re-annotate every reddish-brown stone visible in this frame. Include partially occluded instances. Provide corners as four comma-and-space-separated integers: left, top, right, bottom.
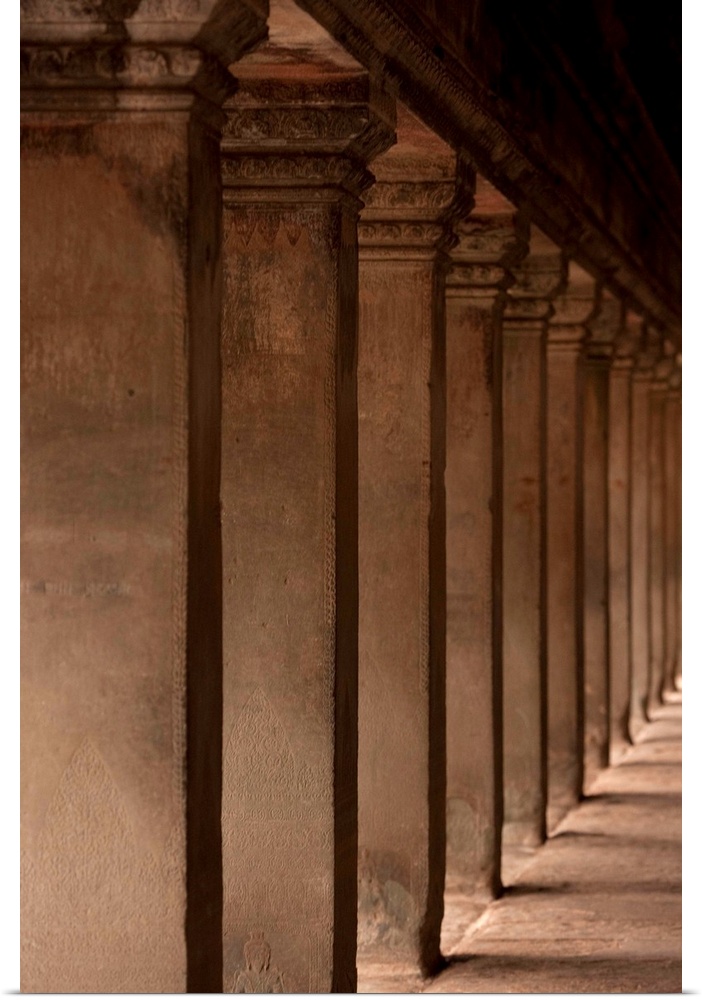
219, 67, 394, 993
501, 230, 565, 849
20, 1, 266, 991
444, 179, 527, 900
629, 326, 660, 739
545, 264, 598, 828
607, 311, 638, 757
357, 106, 471, 979
582, 297, 616, 788
663, 368, 682, 694
647, 343, 676, 712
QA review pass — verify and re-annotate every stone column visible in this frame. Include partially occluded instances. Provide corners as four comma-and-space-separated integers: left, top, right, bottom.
647, 341, 677, 712
444, 180, 527, 900
581, 297, 615, 788
20, 3, 266, 993
219, 72, 394, 993
356, 107, 471, 978
607, 312, 638, 757
544, 264, 598, 830
663, 362, 682, 694
629, 326, 660, 738
501, 232, 566, 849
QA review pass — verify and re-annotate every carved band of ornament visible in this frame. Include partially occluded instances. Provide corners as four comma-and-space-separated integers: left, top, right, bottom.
363, 179, 458, 213
453, 216, 528, 264
502, 298, 552, 321
358, 220, 449, 248
447, 261, 508, 289
20, 43, 231, 98
223, 107, 374, 144
510, 270, 565, 299
221, 153, 373, 195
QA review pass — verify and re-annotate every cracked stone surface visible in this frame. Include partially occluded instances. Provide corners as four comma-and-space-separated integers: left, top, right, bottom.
360, 696, 681, 993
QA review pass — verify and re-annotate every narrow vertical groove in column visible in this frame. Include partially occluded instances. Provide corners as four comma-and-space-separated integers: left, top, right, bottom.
219, 72, 394, 994
20, 3, 267, 991
545, 264, 598, 830
582, 297, 615, 788
357, 107, 472, 980
444, 182, 527, 906
607, 311, 638, 759
501, 231, 566, 851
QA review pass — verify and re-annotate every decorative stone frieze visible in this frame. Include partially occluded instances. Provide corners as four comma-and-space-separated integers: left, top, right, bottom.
218, 70, 395, 995
444, 179, 528, 916
545, 264, 599, 829
356, 105, 471, 981
21, 0, 267, 110
501, 231, 566, 850
20, 0, 267, 993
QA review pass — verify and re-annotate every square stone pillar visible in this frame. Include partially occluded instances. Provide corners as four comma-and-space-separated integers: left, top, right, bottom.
582, 297, 616, 787
20, 3, 266, 992
356, 107, 472, 979
501, 232, 566, 850
663, 363, 682, 694
629, 325, 660, 738
444, 181, 528, 902
647, 341, 677, 712
219, 72, 394, 993
607, 311, 639, 756
545, 265, 598, 830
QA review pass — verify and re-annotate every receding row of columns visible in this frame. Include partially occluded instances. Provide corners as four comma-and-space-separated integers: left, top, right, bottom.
21, 9, 682, 993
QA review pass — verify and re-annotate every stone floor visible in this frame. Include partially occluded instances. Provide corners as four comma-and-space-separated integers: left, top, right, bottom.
359, 697, 682, 994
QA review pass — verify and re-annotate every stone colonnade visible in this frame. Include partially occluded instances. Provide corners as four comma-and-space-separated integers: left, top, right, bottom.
21, 0, 682, 992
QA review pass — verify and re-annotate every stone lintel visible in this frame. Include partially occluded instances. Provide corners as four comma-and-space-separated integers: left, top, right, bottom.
221, 73, 396, 200
21, 0, 268, 109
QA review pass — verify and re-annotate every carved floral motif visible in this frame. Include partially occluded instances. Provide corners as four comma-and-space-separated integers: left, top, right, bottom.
21, 42, 233, 100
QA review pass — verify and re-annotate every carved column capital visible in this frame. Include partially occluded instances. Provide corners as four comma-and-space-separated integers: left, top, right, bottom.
585, 290, 621, 364
221, 74, 396, 202
358, 105, 474, 258
633, 324, 664, 380
651, 338, 678, 392
21, 0, 268, 110
611, 308, 643, 372
547, 263, 599, 354
447, 208, 529, 302
503, 228, 566, 329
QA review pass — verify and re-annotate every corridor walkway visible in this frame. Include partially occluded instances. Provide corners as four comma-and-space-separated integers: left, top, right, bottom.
427, 698, 682, 994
